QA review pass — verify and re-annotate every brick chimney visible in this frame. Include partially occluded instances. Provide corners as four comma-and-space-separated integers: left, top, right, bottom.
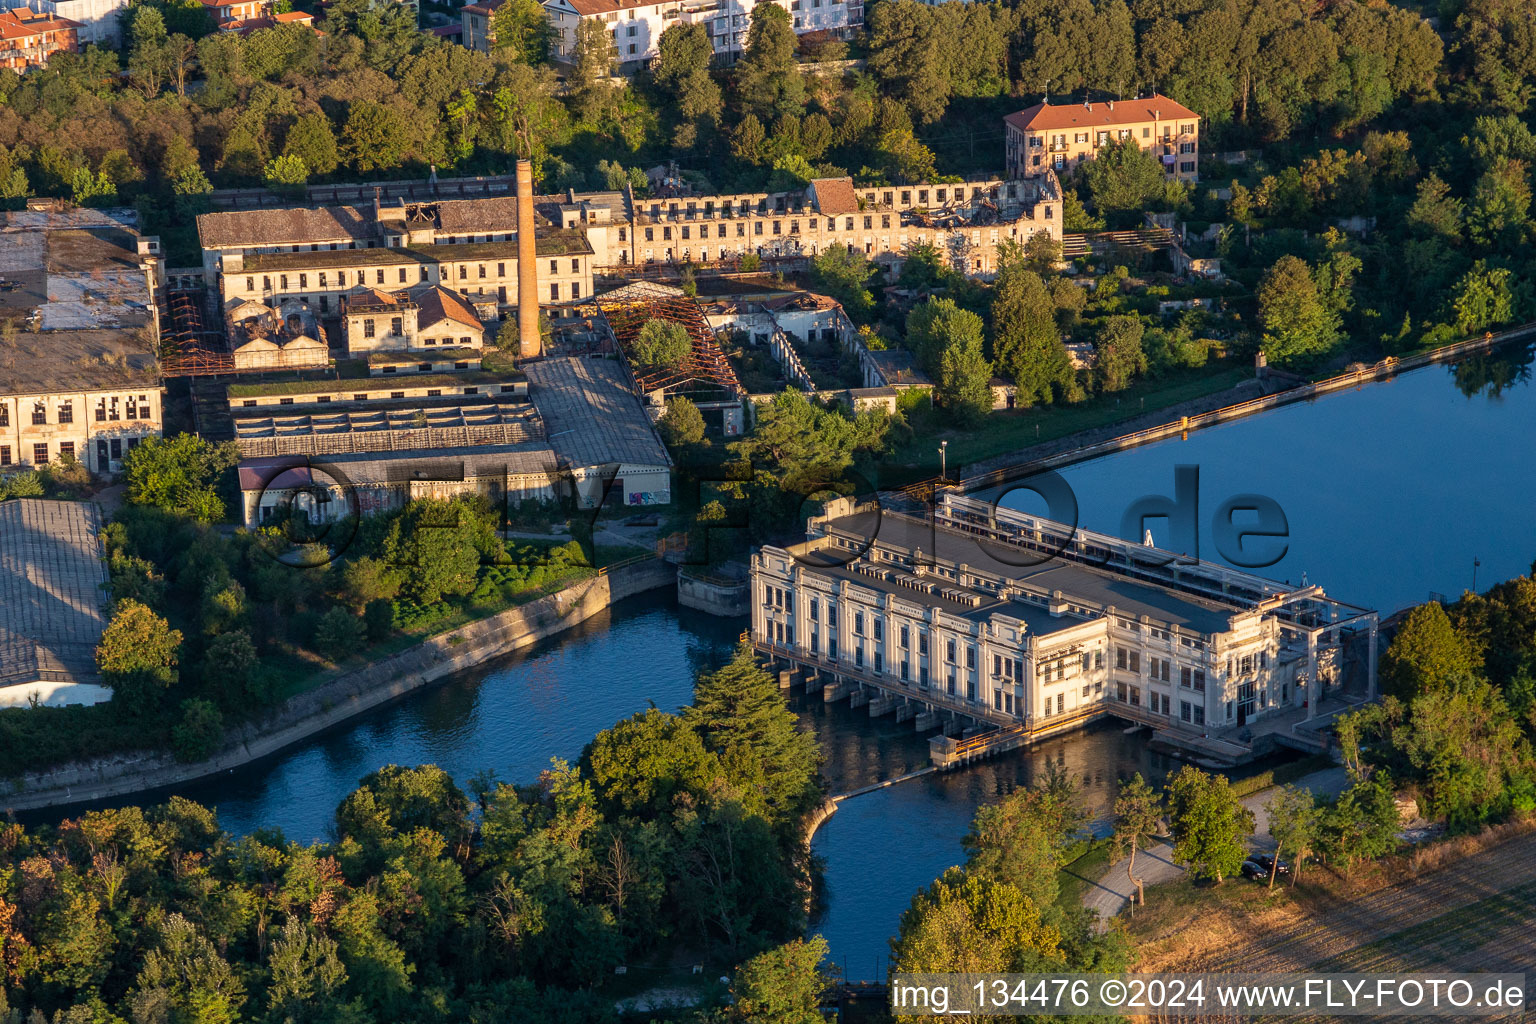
516, 159, 541, 360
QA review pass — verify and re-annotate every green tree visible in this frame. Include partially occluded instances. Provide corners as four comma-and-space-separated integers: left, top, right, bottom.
1264, 784, 1319, 887
342, 556, 403, 609
264, 917, 350, 1021
1379, 602, 1480, 699
876, 127, 937, 184
1258, 254, 1342, 368
263, 152, 308, 196
891, 868, 1062, 977
656, 23, 722, 148
283, 111, 340, 178
1320, 774, 1400, 871
937, 325, 993, 426
491, 0, 553, 64
659, 395, 707, 447
171, 698, 224, 762
341, 101, 409, 174
97, 599, 182, 703
586, 708, 721, 815
1082, 136, 1174, 215
963, 775, 1085, 910
728, 936, 829, 1024
123, 434, 240, 523
203, 629, 258, 699
1093, 315, 1147, 393
810, 244, 876, 317
382, 498, 497, 605
1112, 773, 1163, 909
734, 3, 803, 122
1466, 159, 1531, 249
1406, 173, 1463, 241
990, 268, 1073, 404
1449, 260, 1516, 334
631, 318, 693, 369
568, 17, 618, 122
314, 607, 366, 660
1166, 766, 1253, 883
687, 642, 820, 822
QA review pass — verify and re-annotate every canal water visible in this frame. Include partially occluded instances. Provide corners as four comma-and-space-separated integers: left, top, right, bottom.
28, 344, 1536, 979
992, 344, 1536, 617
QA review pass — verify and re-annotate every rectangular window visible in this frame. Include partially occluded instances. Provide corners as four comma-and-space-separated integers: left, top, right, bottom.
0, 404, 7, 427
1117, 647, 1127, 670
391, 317, 403, 336
854, 611, 863, 636
1129, 652, 1140, 674
1181, 666, 1192, 688
919, 633, 928, 655
59, 441, 75, 460
1057, 693, 1064, 714
57, 402, 72, 424
31, 402, 46, 425
32, 443, 48, 464
550, 284, 559, 300
0, 446, 9, 465
946, 639, 956, 663
900, 625, 908, 647
874, 651, 883, 674
364, 319, 375, 338
873, 618, 883, 641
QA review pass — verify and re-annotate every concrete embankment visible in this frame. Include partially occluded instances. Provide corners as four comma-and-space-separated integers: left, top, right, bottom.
2, 559, 678, 814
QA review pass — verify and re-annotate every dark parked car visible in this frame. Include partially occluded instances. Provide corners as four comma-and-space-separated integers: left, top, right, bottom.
1241, 854, 1290, 881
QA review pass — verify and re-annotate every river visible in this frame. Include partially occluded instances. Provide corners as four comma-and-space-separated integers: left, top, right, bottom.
27, 344, 1536, 980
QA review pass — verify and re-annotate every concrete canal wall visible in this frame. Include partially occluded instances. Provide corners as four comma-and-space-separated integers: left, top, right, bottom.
1, 559, 678, 813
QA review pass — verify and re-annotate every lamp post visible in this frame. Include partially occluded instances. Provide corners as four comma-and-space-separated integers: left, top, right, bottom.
939, 440, 948, 482
1473, 557, 1480, 594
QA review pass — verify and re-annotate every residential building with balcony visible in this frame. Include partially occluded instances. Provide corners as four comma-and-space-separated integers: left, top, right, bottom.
0, 7, 78, 69
541, 0, 857, 66
2, 0, 115, 46
1004, 94, 1201, 182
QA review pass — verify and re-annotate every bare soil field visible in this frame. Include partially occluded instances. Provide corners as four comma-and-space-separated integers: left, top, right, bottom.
1124, 820, 1536, 1022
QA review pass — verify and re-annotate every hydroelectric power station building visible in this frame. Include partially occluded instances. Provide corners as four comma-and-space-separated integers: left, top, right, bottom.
752, 494, 1378, 767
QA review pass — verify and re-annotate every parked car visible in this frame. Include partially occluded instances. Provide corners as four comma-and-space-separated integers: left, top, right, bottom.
1241, 854, 1290, 881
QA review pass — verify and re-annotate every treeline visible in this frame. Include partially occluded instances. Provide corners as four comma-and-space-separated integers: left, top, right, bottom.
1338, 570, 1536, 830
0, 435, 592, 775
0, 644, 823, 1023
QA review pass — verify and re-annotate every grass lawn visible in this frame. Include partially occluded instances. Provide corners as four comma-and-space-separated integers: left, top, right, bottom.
1058, 837, 1115, 909
888, 363, 1252, 478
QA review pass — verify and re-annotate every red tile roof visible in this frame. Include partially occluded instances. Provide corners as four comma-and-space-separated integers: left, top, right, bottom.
0, 8, 81, 39
1004, 94, 1200, 134
414, 285, 482, 332
810, 177, 859, 217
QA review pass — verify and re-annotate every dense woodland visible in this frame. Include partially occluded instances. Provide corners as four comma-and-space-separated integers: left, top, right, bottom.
0, 645, 827, 1023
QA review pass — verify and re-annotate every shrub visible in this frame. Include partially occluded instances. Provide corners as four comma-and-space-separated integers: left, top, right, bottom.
314, 607, 366, 660
171, 699, 224, 763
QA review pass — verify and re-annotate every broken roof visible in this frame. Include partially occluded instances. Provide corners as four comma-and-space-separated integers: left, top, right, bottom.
197, 205, 378, 250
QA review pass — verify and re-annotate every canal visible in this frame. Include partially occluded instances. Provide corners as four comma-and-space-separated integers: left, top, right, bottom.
31, 343, 1536, 980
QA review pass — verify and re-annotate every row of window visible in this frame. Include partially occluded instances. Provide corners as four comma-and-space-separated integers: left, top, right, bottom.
0, 436, 140, 468
242, 257, 583, 296
2, 398, 153, 426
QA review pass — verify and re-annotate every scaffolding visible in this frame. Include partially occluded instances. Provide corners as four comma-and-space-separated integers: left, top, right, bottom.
595, 281, 745, 399
158, 290, 234, 377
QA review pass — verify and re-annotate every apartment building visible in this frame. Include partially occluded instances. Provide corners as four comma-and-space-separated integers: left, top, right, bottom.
1, 0, 117, 47
540, 0, 857, 65
615, 174, 1061, 276
197, 0, 271, 32
1004, 94, 1201, 182
753, 493, 1377, 759
0, 332, 164, 475
196, 197, 597, 318
0, 6, 78, 69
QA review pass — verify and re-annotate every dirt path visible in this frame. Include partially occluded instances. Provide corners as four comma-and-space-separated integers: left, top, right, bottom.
1082, 768, 1351, 925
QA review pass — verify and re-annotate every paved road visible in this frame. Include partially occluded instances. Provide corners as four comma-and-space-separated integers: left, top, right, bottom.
1079, 767, 1351, 925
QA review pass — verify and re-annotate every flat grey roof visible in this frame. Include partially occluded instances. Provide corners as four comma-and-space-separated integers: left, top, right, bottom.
524, 356, 671, 471
821, 511, 1239, 635
0, 328, 161, 397
237, 443, 560, 490
0, 499, 108, 687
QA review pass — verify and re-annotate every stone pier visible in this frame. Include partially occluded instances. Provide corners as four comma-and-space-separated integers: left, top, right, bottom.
914, 707, 941, 731
778, 669, 793, 690
822, 679, 850, 702
894, 700, 916, 723
848, 687, 870, 709
803, 670, 824, 695
869, 694, 900, 717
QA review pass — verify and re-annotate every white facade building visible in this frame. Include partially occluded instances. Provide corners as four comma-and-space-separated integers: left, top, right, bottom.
753, 494, 1378, 765
544, 0, 857, 67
